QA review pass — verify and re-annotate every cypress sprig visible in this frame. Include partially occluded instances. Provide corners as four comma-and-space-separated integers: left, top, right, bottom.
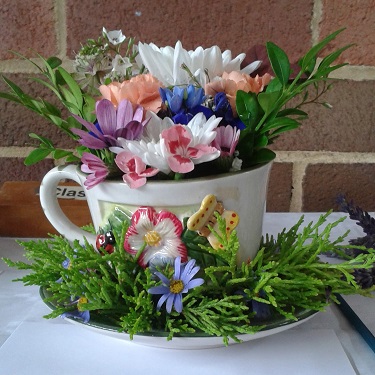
2, 211, 375, 344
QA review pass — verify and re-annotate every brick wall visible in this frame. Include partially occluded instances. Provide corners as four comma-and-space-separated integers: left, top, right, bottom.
0, 0, 374, 212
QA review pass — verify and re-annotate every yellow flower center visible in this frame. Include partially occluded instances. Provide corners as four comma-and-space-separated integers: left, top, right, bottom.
169, 279, 184, 294
77, 297, 88, 311
144, 230, 161, 246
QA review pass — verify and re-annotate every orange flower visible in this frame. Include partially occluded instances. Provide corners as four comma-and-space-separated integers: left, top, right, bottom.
205, 72, 272, 116
99, 74, 163, 113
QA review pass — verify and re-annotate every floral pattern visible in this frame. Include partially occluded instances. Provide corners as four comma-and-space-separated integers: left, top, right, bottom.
124, 207, 187, 268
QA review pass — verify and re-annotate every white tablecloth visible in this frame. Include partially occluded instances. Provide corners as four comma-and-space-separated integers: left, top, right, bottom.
1, 213, 375, 374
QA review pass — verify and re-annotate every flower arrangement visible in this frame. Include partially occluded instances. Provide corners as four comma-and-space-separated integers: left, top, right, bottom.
1, 27, 351, 189
3, 28, 375, 345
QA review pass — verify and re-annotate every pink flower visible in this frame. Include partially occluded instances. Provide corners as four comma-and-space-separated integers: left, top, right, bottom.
211, 125, 240, 157
161, 125, 220, 173
124, 206, 188, 268
115, 151, 159, 189
205, 71, 272, 116
99, 74, 163, 112
81, 152, 109, 189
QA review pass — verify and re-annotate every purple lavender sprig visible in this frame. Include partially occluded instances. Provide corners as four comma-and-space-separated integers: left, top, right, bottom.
336, 194, 375, 237
336, 194, 375, 288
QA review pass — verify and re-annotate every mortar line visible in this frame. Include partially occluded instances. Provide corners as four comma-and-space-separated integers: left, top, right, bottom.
54, 0, 68, 58
311, 0, 323, 45
289, 162, 307, 212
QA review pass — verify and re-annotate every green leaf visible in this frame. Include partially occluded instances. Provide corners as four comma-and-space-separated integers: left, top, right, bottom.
46, 56, 62, 69
57, 67, 83, 109
266, 42, 291, 86
2, 76, 25, 97
24, 148, 51, 165
82, 94, 96, 122
30, 77, 62, 99
249, 148, 276, 164
0, 92, 22, 103
41, 100, 62, 117
254, 134, 268, 148
52, 149, 73, 159
257, 90, 282, 116
314, 63, 348, 78
277, 108, 308, 118
268, 122, 300, 138
28, 133, 54, 148
300, 28, 345, 71
236, 90, 262, 132
66, 115, 83, 130
317, 44, 353, 73
266, 77, 282, 93
260, 117, 300, 134
47, 114, 63, 126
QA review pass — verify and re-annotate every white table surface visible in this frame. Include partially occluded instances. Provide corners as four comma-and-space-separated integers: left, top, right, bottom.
1, 212, 375, 375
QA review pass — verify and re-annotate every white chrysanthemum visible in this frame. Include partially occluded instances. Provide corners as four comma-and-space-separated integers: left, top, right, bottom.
185, 113, 221, 146
138, 41, 261, 86
125, 139, 171, 175
142, 112, 175, 142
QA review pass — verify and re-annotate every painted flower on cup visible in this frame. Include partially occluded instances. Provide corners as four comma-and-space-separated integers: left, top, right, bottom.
61, 296, 90, 323
148, 257, 204, 313
124, 207, 188, 267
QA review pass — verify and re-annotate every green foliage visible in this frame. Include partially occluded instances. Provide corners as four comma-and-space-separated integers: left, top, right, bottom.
236, 29, 351, 167
0, 53, 96, 165
3, 212, 375, 344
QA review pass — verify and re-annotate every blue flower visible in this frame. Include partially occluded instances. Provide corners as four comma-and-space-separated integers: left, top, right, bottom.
148, 257, 204, 313
212, 92, 245, 130
159, 85, 209, 125
61, 297, 90, 323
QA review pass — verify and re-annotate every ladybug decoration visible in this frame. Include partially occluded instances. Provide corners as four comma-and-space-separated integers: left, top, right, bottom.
96, 231, 116, 254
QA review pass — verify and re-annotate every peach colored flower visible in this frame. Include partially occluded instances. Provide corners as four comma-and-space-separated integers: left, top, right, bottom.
205, 72, 272, 116
99, 74, 163, 113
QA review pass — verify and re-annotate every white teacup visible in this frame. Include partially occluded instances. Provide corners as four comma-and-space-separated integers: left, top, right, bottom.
39, 162, 272, 264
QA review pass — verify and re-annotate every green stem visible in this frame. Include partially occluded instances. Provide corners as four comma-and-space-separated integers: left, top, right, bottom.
135, 242, 147, 262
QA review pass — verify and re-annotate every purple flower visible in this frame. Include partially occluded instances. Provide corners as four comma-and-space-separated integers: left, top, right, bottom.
148, 257, 204, 313
211, 125, 240, 157
81, 152, 109, 189
72, 99, 149, 149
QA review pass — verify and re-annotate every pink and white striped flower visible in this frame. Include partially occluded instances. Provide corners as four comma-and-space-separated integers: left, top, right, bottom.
124, 207, 187, 268
115, 151, 159, 189
161, 124, 220, 173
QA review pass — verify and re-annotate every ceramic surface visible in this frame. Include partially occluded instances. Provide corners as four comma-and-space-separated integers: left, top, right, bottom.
40, 287, 317, 350
39, 162, 272, 263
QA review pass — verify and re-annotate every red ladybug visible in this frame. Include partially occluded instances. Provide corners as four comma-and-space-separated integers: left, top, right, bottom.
96, 231, 116, 254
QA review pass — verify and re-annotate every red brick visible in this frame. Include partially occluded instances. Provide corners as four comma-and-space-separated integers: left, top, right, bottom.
303, 163, 375, 211
66, 0, 313, 61
0, 157, 55, 186
271, 80, 375, 152
0, 0, 57, 60
0, 73, 77, 149
267, 162, 293, 212
320, 0, 375, 65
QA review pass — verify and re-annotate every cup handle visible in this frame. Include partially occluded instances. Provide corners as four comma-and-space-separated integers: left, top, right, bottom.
39, 164, 96, 245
